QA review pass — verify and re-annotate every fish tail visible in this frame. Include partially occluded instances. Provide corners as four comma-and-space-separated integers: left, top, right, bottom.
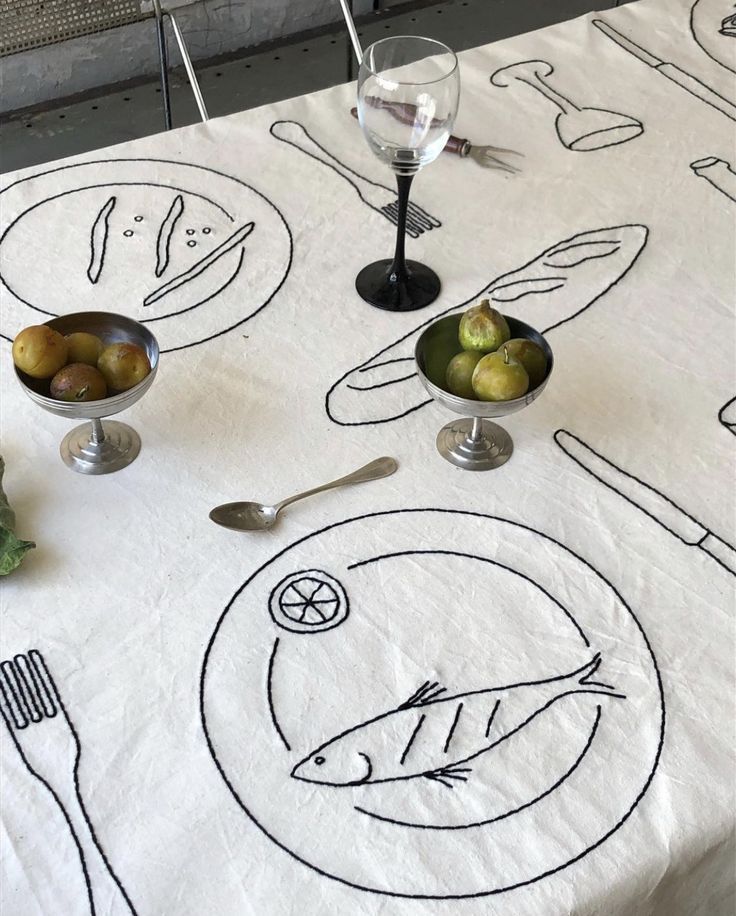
577, 653, 602, 684
577, 653, 625, 698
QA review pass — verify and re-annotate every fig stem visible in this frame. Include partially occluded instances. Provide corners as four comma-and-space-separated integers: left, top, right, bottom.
503, 345, 509, 365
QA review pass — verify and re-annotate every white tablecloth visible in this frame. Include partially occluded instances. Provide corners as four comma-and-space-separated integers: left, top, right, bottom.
1, 0, 735, 913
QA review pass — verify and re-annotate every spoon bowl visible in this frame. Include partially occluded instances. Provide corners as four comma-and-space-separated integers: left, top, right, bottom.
557, 108, 643, 151
209, 502, 279, 531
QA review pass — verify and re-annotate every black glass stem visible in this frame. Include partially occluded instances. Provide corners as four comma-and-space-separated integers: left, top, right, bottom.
391, 173, 413, 283
355, 172, 441, 312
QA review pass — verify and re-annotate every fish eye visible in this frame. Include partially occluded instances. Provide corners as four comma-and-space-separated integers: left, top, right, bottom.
314, 756, 325, 766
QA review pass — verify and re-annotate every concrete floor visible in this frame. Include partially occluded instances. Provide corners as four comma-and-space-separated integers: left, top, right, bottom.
0, 0, 626, 175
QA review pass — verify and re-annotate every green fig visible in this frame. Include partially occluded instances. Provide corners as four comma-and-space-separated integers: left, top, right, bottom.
503, 338, 547, 389
458, 300, 510, 353
472, 345, 529, 402
445, 350, 483, 399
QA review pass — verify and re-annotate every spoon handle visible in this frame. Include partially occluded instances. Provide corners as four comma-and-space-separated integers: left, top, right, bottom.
527, 73, 577, 113
275, 457, 398, 512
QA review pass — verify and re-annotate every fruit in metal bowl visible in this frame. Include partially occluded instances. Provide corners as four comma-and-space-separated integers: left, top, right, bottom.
12, 325, 68, 379
502, 338, 547, 389
445, 350, 483, 399
472, 346, 529, 402
50, 363, 107, 402
65, 332, 104, 367
458, 300, 510, 353
97, 343, 151, 392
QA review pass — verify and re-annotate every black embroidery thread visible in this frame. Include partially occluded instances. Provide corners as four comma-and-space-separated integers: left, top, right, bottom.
691, 156, 736, 202
719, 396, 736, 435
267, 638, 292, 752
400, 714, 426, 765
0, 157, 293, 354
143, 247, 246, 323
349, 548, 591, 647
593, 18, 736, 121
268, 569, 350, 634
269, 120, 441, 239
87, 196, 116, 284
154, 193, 184, 277
0, 650, 138, 915
143, 221, 255, 308
325, 224, 648, 427
554, 429, 736, 577
200, 507, 666, 899
356, 704, 603, 830
690, 0, 736, 75
491, 61, 644, 152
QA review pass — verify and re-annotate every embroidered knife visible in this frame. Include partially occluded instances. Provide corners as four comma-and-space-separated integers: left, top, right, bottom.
555, 429, 736, 577
593, 19, 736, 122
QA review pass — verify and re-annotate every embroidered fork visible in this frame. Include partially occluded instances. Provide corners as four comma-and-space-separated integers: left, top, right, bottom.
0, 650, 137, 915
270, 119, 441, 238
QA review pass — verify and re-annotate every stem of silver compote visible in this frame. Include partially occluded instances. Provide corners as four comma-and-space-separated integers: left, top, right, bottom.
470, 416, 484, 443
389, 172, 414, 283
90, 418, 105, 445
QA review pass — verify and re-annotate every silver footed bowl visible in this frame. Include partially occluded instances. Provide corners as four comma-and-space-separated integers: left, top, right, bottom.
415, 313, 553, 471
15, 311, 159, 475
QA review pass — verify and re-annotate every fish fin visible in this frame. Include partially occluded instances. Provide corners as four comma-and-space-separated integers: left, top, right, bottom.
577, 652, 602, 685
424, 764, 472, 787
424, 774, 455, 789
585, 680, 616, 691
398, 680, 447, 709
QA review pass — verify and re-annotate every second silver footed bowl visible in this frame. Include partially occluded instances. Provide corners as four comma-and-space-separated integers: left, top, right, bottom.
415, 314, 554, 471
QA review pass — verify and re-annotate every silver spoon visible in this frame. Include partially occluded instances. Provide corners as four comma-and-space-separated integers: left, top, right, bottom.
209, 457, 398, 531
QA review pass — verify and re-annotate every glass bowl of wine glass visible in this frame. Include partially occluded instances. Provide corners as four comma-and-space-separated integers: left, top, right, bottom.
14, 312, 159, 475
356, 35, 460, 312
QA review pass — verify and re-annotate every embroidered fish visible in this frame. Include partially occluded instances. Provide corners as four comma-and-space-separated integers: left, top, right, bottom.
291, 654, 624, 788
720, 13, 736, 37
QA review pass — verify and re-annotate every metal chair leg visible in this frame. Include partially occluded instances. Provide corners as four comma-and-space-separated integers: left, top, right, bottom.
152, 0, 172, 130
165, 9, 210, 122
338, 0, 363, 81
152, 1, 209, 128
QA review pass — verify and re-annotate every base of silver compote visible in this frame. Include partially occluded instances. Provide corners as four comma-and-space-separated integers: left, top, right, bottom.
60, 418, 141, 475
436, 416, 513, 471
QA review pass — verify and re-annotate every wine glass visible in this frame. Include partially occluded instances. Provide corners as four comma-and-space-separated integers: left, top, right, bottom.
356, 36, 460, 312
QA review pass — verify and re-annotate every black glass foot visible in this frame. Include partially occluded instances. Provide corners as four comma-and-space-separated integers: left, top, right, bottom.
355, 259, 441, 312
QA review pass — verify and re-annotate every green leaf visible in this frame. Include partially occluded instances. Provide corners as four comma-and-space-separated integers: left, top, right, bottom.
0, 527, 35, 576
0, 455, 35, 576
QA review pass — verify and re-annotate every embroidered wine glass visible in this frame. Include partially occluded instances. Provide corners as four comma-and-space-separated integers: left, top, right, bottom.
356, 36, 460, 311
